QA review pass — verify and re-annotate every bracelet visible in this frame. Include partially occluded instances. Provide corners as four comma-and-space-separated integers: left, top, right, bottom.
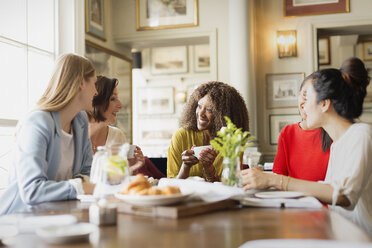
280, 175, 284, 191
203, 165, 218, 182
285, 176, 291, 191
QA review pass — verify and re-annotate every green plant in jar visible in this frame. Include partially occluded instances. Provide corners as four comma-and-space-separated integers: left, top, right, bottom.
210, 116, 255, 186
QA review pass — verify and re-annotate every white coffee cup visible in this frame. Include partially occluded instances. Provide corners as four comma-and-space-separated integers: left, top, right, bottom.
127, 145, 136, 159
192, 145, 212, 159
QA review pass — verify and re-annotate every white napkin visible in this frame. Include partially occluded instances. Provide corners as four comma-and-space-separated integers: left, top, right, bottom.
0, 214, 77, 234
240, 196, 323, 209
158, 178, 246, 202
239, 239, 372, 248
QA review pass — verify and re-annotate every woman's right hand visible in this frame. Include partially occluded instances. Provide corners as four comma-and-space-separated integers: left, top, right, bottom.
181, 149, 199, 167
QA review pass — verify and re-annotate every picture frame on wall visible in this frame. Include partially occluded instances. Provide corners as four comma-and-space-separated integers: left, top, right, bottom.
318, 37, 331, 65
266, 73, 305, 109
136, 0, 198, 31
285, 0, 349, 17
138, 87, 174, 115
137, 118, 179, 145
269, 114, 301, 145
362, 42, 372, 61
194, 44, 210, 72
151, 46, 188, 75
85, 0, 106, 40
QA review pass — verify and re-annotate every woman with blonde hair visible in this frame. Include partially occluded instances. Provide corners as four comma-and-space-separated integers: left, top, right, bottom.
0, 53, 97, 215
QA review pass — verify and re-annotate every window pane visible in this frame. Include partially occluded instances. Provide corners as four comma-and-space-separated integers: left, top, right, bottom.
28, 48, 54, 108
28, 0, 55, 52
0, 0, 27, 43
0, 39, 27, 119
0, 125, 16, 193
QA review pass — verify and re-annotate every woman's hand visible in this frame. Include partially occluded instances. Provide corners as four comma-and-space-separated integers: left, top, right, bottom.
128, 146, 145, 174
241, 167, 273, 191
181, 148, 199, 167
199, 148, 217, 168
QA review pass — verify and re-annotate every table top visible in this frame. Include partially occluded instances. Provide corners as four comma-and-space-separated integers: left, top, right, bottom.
3, 199, 371, 248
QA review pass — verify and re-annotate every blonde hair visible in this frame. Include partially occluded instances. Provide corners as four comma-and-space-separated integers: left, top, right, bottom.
37, 53, 95, 111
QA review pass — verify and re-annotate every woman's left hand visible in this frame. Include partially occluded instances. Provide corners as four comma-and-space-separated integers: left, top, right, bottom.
241, 167, 271, 191
199, 148, 217, 168
128, 146, 145, 174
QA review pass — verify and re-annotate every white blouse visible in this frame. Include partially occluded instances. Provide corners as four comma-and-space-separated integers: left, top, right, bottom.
325, 123, 372, 236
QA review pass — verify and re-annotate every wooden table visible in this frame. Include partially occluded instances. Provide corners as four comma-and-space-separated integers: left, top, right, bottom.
3, 200, 371, 248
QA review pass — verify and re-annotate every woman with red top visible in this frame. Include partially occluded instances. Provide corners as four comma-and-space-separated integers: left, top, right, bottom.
273, 78, 332, 181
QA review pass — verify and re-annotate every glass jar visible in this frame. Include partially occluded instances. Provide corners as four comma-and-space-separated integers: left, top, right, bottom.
221, 157, 242, 187
91, 144, 130, 198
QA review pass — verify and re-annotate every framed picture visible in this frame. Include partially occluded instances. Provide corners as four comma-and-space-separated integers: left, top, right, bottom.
85, 0, 106, 40
269, 114, 301, 145
136, 0, 198, 31
138, 87, 174, 115
285, 0, 349, 17
318, 37, 331, 65
266, 73, 305, 109
137, 118, 179, 145
85, 40, 133, 143
362, 42, 372, 61
194, 44, 210, 72
151, 46, 188, 75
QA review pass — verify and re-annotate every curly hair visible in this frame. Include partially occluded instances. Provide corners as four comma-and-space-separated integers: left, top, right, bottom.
180, 81, 249, 138
87, 75, 118, 122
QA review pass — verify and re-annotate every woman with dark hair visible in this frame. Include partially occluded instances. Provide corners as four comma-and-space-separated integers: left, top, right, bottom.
167, 81, 249, 182
273, 77, 332, 181
88, 76, 145, 175
242, 57, 372, 235
88, 76, 164, 178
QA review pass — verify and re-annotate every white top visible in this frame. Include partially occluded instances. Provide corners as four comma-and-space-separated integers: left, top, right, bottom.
325, 123, 372, 236
106, 125, 126, 146
55, 130, 75, 181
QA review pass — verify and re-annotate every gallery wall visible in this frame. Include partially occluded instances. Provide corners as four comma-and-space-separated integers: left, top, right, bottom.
254, 0, 372, 161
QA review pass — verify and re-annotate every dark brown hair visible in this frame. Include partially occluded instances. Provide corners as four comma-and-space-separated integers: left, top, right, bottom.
180, 81, 249, 138
87, 75, 118, 122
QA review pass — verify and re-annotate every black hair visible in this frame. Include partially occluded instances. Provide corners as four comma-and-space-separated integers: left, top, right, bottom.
310, 57, 370, 121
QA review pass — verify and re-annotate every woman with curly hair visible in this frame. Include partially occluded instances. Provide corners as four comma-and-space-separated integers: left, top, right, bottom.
167, 81, 249, 182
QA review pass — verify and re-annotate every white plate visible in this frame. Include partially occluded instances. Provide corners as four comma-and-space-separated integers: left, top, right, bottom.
114, 192, 192, 206
254, 191, 304, 199
36, 223, 98, 244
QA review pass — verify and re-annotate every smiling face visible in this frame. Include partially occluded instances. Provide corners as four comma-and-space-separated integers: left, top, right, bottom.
196, 95, 214, 131
103, 87, 123, 124
303, 81, 324, 129
298, 79, 311, 120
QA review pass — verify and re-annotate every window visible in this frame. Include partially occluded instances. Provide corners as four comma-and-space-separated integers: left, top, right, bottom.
0, 0, 57, 188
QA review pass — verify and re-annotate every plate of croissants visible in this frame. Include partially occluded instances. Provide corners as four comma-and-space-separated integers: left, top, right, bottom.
115, 174, 192, 206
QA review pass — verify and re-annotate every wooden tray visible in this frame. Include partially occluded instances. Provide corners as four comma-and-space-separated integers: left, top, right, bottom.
116, 199, 239, 219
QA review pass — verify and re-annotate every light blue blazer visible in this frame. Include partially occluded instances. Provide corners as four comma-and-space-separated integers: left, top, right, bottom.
0, 111, 93, 215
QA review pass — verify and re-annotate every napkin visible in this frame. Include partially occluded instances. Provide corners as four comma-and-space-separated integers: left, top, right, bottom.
158, 178, 247, 202
240, 196, 323, 209
239, 239, 372, 248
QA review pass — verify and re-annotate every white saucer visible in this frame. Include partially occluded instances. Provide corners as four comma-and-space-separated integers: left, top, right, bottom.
254, 191, 304, 199
36, 223, 98, 244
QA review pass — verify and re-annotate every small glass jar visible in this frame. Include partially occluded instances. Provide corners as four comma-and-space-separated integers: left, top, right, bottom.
221, 157, 242, 187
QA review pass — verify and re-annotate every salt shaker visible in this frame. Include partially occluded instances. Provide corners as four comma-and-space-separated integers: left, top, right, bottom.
89, 199, 117, 226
